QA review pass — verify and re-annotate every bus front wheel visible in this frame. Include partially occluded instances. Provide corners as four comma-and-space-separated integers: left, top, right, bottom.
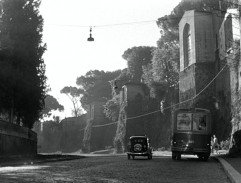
197, 154, 209, 161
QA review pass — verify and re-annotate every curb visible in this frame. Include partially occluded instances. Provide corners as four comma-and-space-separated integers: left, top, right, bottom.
215, 157, 241, 183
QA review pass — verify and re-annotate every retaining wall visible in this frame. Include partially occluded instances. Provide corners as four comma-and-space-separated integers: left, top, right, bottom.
0, 120, 37, 157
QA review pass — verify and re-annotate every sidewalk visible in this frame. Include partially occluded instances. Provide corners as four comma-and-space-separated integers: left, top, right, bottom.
213, 152, 241, 183
0, 154, 84, 167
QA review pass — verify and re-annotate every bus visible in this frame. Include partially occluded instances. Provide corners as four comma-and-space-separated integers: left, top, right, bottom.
171, 108, 211, 161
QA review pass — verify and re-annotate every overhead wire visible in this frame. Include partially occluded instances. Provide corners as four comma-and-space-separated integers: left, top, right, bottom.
45, 12, 238, 29
83, 45, 240, 131
45, 20, 157, 28
87, 38, 240, 130
45, 1, 240, 29
77, 1, 241, 130
83, 51, 237, 130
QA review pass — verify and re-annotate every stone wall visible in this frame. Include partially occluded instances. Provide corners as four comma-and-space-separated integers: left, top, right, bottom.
179, 62, 216, 108
35, 116, 87, 153
83, 102, 116, 153
89, 102, 115, 152
0, 120, 37, 157
179, 64, 196, 108
120, 83, 171, 150
38, 121, 61, 153
61, 116, 86, 153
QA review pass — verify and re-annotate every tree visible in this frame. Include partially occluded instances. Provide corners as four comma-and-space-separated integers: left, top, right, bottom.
104, 47, 154, 123
122, 46, 155, 82
104, 69, 131, 121
104, 94, 120, 122
111, 69, 132, 92
0, 0, 47, 128
42, 95, 64, 118
76, 70, 121, 109
143, 44, 179, 99
60, 86, 83, 117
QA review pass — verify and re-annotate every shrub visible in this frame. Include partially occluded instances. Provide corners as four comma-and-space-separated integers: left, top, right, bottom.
229, 130, 241, 157
220, 139, 230, 150
233, 130, 241, 148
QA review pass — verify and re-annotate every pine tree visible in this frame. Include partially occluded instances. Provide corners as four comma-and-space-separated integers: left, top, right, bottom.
0, 0, 47, 128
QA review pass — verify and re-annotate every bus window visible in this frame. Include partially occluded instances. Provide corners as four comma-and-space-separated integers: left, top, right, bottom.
193, 113, 207, 131
177, 113, 192, 131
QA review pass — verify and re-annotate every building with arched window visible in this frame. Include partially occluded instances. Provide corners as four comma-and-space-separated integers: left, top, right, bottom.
178, 8, 240, 140
179, 10, 219, 107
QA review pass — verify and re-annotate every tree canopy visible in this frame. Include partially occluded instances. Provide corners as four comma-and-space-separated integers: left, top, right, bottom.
42, 95, 64, 118
122, 46, 155, 82
0, 0, 47, 128
76, 70, 122, 109
143, 44, 179, 99
60, 86, 84, 117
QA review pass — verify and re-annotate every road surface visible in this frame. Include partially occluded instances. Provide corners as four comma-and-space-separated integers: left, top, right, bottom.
0, 154, 230, 183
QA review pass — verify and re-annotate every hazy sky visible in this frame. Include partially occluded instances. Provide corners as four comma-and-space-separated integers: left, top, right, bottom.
39, 0, 181, 119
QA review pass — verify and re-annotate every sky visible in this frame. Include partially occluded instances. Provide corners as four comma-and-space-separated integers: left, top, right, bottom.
39, 0, 181, 119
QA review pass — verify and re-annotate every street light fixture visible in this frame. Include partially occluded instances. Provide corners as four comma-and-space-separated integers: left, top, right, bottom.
87, 27, 94, 41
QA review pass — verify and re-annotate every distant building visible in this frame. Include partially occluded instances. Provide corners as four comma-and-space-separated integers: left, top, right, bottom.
115, 82, 154, 153
83, 101, 115, 152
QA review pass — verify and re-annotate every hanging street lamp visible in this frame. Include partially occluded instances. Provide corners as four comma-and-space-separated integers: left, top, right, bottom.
87, 27, 94, 41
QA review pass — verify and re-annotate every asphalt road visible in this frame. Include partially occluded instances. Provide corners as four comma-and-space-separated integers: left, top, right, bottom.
0, 155, 230, 183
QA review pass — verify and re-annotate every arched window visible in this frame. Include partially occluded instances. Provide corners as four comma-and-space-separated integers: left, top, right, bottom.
183, 24, 191, 68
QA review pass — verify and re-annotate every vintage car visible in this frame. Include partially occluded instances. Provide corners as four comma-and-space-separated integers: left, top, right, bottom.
127, 136, 152, 160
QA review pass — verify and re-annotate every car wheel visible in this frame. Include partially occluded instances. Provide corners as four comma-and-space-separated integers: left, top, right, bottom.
172, 152, 177, 160
176, 152, 181, 160
127, 154, 130, 160
202, 155, 209, 161
132, 155, 135, 159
